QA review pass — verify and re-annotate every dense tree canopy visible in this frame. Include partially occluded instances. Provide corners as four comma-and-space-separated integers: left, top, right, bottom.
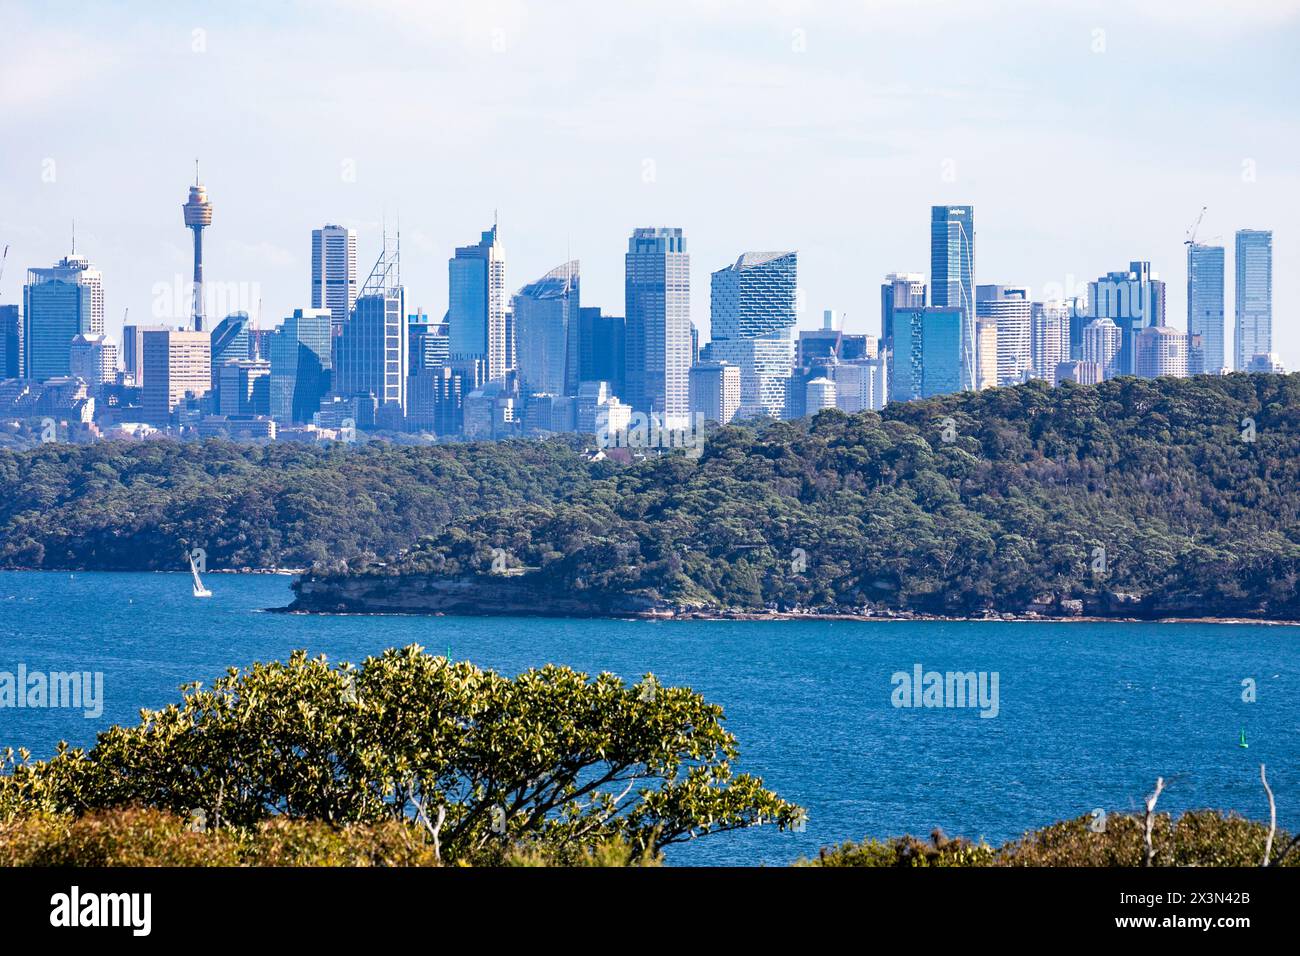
2, 373, 1298, 618
345, 374, 1300, 619
0, 646, 801, 862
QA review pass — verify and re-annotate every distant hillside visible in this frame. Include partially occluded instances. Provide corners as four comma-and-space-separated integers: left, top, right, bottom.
293, 373, 1300, 620
4, 374, 1300, 621
0, 439, 594, 571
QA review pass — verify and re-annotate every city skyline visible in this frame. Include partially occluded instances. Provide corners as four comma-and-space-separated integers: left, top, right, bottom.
1, 1, 1296, 368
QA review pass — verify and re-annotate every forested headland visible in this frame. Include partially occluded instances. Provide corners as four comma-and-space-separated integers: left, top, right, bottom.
2, 373, 1298, 620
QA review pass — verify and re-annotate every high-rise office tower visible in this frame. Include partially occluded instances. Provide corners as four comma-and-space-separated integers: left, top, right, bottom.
68, 334, 117, 386
182, 170, 213, 332
122, 323, 171, 386
408, 311, 449, 373
880, 273, 927, 353
336, 236, 406, 412
311, 224, 358, 337
209, 312, 251, 394
1187, 242, 1225, 373
1235, 229, 1273, 371
805, 377, 837, 413
578, 307, 625, 398
1135, 325, 1188, 379
218, 359, 271, 417
975, 285, 1031, 386
973, 316, 998, 390
890, 307, 964, 402
269, 308, 333, 423
930, 205, 975, 390
514, 261, 580, 397
1089, 261, 1165, 376
708, 251, 797, 420
689, 361, 741, 425
1030, 300, 1070, 383
625, 227, 691, 427
0, 305, 21, 379
141, 328, 211, 425
23, 254, 104, 382
1082, 317, 1122, 380
449, 223, 508, 383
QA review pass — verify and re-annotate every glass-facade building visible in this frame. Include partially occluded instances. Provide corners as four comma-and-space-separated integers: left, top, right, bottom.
708, 251, 797, 419
311, 224, 357, 336
1235, 229, 1273, 371
1088, 261, 1165, 376
890, 307, 963, 402
930, 206, 975, 390
1187, 242, 1225, 373
624, 227, 691, 427
22, 255, 105, 383
337, 288, 406, 412
449, 224, 508, 383
513, 261, 580, 397
269, 308, 332, 423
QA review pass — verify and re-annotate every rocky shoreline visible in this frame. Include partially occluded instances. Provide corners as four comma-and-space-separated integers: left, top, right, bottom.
275, 571, 1300, 625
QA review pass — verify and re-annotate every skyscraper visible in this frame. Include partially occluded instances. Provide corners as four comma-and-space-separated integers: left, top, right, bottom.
311, 224, 358, 337
513, 261, 580, 397
0, 305, 21, 379
182, 170, 213, 332
1082, 318, 1122, 380
449, 223, 507, 383
68, 334, 117, 386
975, 285, 1031, 386
1187, 242, 1225, 373
625, 227, 691, 427
336, 237, 406, 413
1135, 325, 1188, 379
880, 273, 926, 353
1235, 229, 1273, 371
930, 205, 975, 390
209, 312, 251, 398
708, 251, 797, 419
578, 307, 625, 398
23, 254, 104, 382
141, 329, 211, 425
1089, 261, 1165, 376
122, 323, 171, 386
689, 361, 740, 425
269, 308, 332, 423
890, 307, 963, 401
1030, 300, 1070, 384
973, 316, 998, 390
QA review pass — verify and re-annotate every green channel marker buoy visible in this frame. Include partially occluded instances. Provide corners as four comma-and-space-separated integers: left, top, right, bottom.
1239, 729, 1249, 749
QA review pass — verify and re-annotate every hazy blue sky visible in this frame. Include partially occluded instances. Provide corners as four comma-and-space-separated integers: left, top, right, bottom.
2, 0, 1297, 366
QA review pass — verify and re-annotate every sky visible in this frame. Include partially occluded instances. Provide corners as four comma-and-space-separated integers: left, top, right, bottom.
1, 0, 1297, 367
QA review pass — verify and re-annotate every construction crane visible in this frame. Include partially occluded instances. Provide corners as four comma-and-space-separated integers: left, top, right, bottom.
0, 244, 8, 293
1184, 206, 1207, 247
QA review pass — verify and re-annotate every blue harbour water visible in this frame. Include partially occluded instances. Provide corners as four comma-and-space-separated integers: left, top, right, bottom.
0, 570, 1296, 866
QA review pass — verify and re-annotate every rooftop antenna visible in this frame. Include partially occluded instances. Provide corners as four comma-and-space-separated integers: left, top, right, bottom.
71, 219, 76, 255
195, 157, 200, 186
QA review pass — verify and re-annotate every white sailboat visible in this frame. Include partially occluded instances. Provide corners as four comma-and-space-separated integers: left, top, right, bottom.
189, 552, 212, 598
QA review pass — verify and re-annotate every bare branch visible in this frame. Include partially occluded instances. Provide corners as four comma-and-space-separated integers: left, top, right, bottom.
1260, 763, 1276, 868
1144, 776, 1164, 868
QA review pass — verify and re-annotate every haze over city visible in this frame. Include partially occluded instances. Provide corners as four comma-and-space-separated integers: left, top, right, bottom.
1, 0, 1296, 366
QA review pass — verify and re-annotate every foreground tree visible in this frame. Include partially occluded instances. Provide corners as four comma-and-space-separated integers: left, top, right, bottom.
0, 646, 802, 863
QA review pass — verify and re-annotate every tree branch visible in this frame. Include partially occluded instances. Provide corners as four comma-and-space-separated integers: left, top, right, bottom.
1144, 776, 1164, 868
1260, 763, 1276, 868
